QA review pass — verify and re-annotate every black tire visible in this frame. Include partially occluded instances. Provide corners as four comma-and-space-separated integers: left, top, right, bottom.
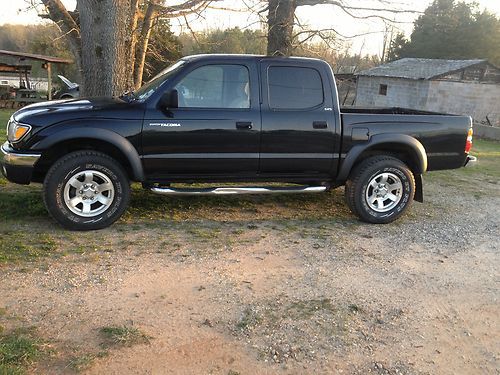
43, 151, 130, 230
345, 156, 415, 224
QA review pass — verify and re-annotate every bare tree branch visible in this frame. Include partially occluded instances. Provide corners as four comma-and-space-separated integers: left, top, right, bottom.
295, 0, 422, 14
39, 0, 82, 72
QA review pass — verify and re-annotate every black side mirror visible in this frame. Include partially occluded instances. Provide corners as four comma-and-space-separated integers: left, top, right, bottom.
160, 89, 178, 109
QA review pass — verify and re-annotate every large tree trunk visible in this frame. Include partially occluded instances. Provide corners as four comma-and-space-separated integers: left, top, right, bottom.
267, 0, 297, 56
126, 0, 140, 90
77, 0, 131, 96
42, 0, 211, 96
133, 0, 159, 90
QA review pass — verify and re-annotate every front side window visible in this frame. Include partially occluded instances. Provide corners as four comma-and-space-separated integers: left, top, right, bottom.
268, 66, 324, 110
175, 64, 250, 109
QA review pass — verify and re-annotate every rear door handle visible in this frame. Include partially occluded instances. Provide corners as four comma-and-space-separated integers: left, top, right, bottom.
313, 121, 328, 129
236, 121, 252, 130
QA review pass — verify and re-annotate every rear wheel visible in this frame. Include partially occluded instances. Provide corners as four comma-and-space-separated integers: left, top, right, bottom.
345, 156, 415, 224
43, 151, 130, 230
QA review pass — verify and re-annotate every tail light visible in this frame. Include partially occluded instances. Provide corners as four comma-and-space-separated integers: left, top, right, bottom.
465, 128, 473, 153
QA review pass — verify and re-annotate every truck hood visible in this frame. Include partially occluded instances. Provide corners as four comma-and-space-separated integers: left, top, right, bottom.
12, 97, 143, 127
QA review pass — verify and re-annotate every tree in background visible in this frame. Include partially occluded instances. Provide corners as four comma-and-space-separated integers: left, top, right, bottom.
0, 24, 77, 80
388, 0, 500, 64
180, 28, 266, 55
37, 0, 213, 96
143, 19, 183, 81
258, 0, 420, 56
30, 0, 422, 95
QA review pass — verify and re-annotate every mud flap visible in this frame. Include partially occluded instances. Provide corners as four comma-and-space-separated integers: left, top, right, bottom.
414, 174, 423, 203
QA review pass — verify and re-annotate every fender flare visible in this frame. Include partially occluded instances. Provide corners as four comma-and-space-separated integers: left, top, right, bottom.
31, 127, 144, 181
337, 133, 427, 182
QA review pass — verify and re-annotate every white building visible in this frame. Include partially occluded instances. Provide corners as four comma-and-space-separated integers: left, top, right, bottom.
355, 58, 500, 127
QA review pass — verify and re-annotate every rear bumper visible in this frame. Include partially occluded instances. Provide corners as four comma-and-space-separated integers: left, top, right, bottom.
464, 155, 477, 167
0, 142, 41, 184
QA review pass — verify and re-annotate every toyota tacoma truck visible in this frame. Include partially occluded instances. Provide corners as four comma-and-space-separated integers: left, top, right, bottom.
1, 54, 475, 230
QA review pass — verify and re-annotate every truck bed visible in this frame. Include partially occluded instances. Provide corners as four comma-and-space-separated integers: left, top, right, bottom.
340, 107, 472, 171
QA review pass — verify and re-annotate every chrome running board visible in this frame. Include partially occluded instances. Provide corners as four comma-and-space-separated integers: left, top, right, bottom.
150, 185, 328, 196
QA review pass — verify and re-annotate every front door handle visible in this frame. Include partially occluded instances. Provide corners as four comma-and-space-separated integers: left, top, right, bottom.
236, 121, 252, 130
313, 121, 328, 129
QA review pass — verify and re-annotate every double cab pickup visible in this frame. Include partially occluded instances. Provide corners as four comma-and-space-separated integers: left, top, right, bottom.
1, 54, 475, 230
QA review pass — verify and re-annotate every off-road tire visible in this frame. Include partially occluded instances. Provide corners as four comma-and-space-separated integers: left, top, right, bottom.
43, 151, 130, 230
345, 156, 415, 224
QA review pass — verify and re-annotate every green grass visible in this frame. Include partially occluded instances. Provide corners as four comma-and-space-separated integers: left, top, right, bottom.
427, 139, 500, 188
0, 328, 43, 375
0, 190, 47, 221
236, 307, 262, 331
0, 232, 57, 264
99, 326, 150, 348
67, 351, 108, 372
0, 109, 13, 144
286, 298, 335, 320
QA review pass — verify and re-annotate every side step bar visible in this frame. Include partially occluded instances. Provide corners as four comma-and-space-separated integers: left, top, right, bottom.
150, 185, 328, 196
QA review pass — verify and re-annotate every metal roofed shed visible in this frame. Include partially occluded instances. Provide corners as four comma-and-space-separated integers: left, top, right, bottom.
0, 49, 73, 101
355, 58, 500, 127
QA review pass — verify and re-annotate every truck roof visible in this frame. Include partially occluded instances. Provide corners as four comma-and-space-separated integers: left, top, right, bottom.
182, 53, 326, 64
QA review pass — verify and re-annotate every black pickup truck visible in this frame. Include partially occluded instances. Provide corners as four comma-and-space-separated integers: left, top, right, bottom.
1, 54, 475, 230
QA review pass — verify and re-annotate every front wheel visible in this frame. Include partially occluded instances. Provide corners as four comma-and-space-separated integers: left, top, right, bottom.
345, 156, 415, 224
43, 151, 130, 230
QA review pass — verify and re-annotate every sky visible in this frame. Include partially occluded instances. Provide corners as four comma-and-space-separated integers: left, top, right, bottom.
1, 0, 500, 56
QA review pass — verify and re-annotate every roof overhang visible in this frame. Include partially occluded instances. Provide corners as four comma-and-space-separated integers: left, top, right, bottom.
0, 49, 72, 64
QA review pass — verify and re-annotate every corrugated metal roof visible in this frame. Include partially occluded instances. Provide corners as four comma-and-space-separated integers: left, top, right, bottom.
0, 49, 72, 64
357, 58, 487, 80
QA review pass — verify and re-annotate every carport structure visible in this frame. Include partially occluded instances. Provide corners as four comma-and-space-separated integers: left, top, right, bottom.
0, 49, 73, 100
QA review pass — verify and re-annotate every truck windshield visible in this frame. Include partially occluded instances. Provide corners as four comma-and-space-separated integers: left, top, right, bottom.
134, 60, 185, 101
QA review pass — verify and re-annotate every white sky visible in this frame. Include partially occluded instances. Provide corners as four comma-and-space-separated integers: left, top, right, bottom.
1, 0, 499, 56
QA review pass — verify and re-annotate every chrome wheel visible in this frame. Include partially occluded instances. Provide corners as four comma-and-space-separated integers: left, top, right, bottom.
63, 169, 115, 217
365, 172, 402, 212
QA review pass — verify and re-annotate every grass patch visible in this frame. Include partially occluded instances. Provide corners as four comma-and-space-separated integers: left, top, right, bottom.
426, 139, 500, 189
236, 307, 262, 331
67, 351, 108, 372
286, 298, 335, 320
99, 326, 150, 348
0, 232, 57, 264
123, 183, 351, 224
0, 191, 47, 223
0, 327, 43, 375
0, 110, 14, 187
234, 299, 361, 363
0, 110, 13, 143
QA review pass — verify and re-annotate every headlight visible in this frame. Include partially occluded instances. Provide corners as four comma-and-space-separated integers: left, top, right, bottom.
7, 118, 32, 143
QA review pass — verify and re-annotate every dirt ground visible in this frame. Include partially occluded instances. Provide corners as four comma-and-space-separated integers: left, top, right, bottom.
0, 146, 499, 374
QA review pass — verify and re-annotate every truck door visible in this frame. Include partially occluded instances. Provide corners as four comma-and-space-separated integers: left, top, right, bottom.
259, 61, 338, 176
142, 61, 260, 179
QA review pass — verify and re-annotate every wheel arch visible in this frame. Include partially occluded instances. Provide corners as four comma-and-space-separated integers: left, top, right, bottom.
31, 129, 144, 182
337, 134, 427, 183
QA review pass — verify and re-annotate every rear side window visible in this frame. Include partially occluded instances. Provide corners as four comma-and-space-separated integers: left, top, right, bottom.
268, 66, 324, 110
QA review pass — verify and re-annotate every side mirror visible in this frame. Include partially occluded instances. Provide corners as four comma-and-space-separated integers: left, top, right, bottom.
160, 89, 178, 109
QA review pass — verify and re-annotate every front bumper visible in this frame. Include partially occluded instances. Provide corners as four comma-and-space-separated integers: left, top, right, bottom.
0, 141, 41, 184
464, 155, 477, 167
